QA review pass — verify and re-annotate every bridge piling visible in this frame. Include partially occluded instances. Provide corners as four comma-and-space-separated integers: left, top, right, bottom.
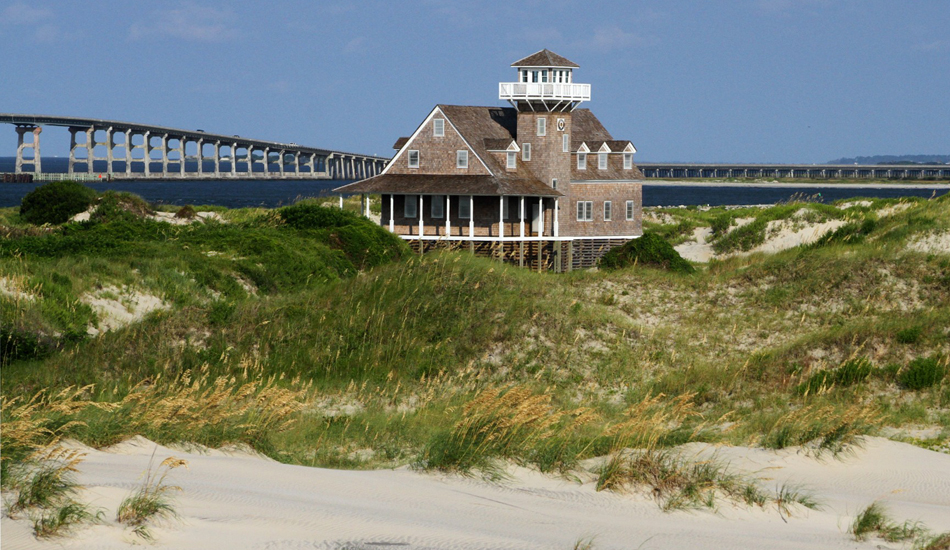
15, 126, 41, 174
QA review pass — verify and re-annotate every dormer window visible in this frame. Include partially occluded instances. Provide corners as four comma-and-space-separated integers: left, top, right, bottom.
507, 151, 516, 169
408, 150, 419, 168
624, 152, 633, 170
433, 119, 444, 137
577, 152, 586, 170
599, 152, 608, 170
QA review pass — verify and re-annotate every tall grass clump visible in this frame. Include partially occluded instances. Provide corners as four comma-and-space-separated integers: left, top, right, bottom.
116, 451, 188, 540
418, 386, 596, 478
797, 357, 874, 395
850, 501, 926, 542
759, 404, 879, 457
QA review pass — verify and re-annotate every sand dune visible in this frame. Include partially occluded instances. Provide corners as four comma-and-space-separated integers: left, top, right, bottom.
3, 436, 948, 549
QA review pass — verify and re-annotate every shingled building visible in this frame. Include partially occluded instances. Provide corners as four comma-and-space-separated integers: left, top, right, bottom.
335, 49, 643, 270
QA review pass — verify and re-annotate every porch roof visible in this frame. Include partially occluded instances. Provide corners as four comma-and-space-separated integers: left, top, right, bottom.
334, 174, 563, 197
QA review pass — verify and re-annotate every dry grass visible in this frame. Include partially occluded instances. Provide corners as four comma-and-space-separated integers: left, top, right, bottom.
758, 404, 880, 457
116, 450, 189, 540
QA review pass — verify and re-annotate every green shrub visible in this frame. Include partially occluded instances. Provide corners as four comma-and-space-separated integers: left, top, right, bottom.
898, 357, 947, 391
809, 219, 877, 248
91, 191, 152, 223
175, 205, 197, 219
896, 326, 922, 344
599, 232, 694, 273
279, 202, 363, 229
19, 181, 97, 225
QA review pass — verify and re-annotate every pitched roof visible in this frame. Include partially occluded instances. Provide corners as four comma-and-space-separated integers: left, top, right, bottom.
334, 174, 562, 197
570, 109, 613, 142
511, 49, 579, 68
483, 138, 514, 151
392, 137, 409, 150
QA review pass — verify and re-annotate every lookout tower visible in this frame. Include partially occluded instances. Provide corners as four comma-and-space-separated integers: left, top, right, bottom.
498, 49, 590, 112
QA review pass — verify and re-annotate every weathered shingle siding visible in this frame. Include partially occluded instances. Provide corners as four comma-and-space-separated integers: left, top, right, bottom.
387, 109, 490, 176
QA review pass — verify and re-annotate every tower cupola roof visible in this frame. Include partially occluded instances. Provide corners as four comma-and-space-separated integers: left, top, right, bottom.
511, 49, 579, 68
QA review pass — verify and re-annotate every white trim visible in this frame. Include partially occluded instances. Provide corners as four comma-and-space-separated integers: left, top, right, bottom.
408, 149, 420, 169
577, 200, 593, 221
623, 143, 636, 153
389, 194, 394, 231
623, 152, 633, 170
598, 152, 607, 170
577, 142, 590, 153
603, 200, 612, 221
577, 152, 586, 170
537, 117, 546, 137
562, 134, 569, 152
626, 200, 635, 221
598, 143, 612, 153
507, 151, 516, 169
397, 235, 641, 242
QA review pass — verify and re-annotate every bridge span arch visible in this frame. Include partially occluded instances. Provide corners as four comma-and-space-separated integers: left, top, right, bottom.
0, 113, 390, 181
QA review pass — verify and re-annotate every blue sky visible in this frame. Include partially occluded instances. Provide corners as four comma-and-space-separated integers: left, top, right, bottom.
1, 0, 947, 162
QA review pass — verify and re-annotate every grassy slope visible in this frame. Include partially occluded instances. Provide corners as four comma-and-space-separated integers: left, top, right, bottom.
2, 195, 949, 472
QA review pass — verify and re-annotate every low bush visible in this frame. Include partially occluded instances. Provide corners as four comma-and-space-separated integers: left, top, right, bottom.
19, 181, 97, 225
175, 205, 197, 219
279, 201, 363, 229
91, 191, 153, 223
898, 357, 947, 391
896, 326, 923, 344
599, 232, 694, 273
797, 358, 874, 395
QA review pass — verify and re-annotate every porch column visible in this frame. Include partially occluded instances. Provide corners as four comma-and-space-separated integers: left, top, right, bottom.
468, 196, 474, 237
389, 194, 394, 232
553, 198, 559, 237
364, 194, 370, 217
418, 194, 424, 237
445, 195, 451, 236
519, 196, 525, 267
339, 195, 344, 209
499, 196, 504, 239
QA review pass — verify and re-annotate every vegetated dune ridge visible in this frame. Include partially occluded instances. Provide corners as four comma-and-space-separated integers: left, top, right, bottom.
1, 436, 948, 549
4, 193, 950, 549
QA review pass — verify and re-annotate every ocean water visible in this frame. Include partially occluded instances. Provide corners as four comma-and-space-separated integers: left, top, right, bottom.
1, 157, 947, 209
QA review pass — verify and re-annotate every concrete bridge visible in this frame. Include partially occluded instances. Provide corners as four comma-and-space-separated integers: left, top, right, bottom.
639, 163, 950, 180
0, 113, 389, 181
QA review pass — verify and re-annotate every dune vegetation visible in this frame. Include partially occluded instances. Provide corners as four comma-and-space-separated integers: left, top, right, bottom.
2, 183, 949, 537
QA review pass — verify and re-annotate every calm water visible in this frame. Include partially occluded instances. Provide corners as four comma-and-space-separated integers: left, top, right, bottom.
1, 158, 947, 208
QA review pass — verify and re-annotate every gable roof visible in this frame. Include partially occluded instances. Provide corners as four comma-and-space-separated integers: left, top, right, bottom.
334, 174, 562, 197
511, 49, 579, 68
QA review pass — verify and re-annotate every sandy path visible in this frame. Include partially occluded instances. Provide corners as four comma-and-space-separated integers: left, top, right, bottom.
3, 437, 948, 549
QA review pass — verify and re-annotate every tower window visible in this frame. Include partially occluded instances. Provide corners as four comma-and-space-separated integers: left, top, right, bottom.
604, 201, 612, 221
537, 117, 546, 137
507, 151, 516, 169
404, 195, 417, 218
457, 150, 468, 169
599, 152, 608, 170
577, 152, 586, 170
624, 152, 633, 170
541, 70, 548, 83
552, 178, 558, 190
433, 119, 444, 137
408, 150, 419, 168
531, 70, 539, 83
522, 143, 531, 161
521, 70, 528, 83
562, 134, 569, 152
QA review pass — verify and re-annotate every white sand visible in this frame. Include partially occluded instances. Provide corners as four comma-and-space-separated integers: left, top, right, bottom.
3, 436, 948, 549
82, 285, 169, 336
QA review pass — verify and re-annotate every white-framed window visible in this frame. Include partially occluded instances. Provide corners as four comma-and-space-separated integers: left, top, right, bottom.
457, 150, 468, 169
432, 195, 444, 218
626, 200, 635, 221
623, 152, 633, 170
433, 118, 444, 137
459, 195, 471, 219
531, 70, 539, 83
522, 143, 531, 161
507, 151, 516, 169
604, 201, 612, 221
576, 201, 593, 221
577, 152, 586, 170
599, 152, 608, 170
541, 69, 548, 83
404, 195, 417, 218
408, 150, 419, 168
562, 134, 569, 152
521, 70, 529, 83
551, 178, 558, 190
537, 117, 546, 136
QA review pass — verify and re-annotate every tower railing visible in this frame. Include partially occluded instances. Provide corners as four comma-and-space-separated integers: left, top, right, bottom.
499, 82, 591, 102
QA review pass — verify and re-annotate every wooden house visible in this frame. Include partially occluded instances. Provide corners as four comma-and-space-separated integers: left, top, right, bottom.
335, 49, 643, 270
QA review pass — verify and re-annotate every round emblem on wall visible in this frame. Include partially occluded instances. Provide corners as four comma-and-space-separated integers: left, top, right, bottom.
556, 118, 566, 131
